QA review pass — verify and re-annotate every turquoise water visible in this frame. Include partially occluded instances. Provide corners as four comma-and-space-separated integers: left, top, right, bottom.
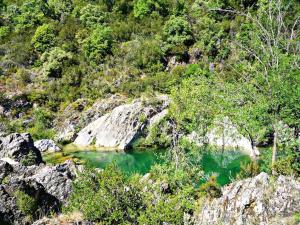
71, 149, 250, 185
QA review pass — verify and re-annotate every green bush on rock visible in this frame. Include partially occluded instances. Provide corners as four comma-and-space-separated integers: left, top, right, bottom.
16, 190, 37, 216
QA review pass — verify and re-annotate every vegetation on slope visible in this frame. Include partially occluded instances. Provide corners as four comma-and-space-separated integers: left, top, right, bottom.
1, 0, 300, 222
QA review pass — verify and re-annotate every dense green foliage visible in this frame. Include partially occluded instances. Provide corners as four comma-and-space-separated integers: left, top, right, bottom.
0, 0, 299, 177
0, 0, 299, 223
65, 153, 203, 224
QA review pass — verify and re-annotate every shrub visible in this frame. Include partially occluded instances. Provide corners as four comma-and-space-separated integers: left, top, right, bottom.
133, 0, 170, 18
16, 190, 37, 216
295, 212, 300, 223
163, 15, 193, 56
199, 175, 222, 198
79, 4, 107, 27
16, 68, 31, 85
65, 164, 144, 224
82, 25, 113, 65
41, 47, 73, 78
0, 26, 10, 40
65, 152, 202, 224
28, 108, 55, 140
31, 24, 57, 53
20, 152, 36, 166
47, 0, 73, 20
14, 0, 45, 31
236, 160, 260, 179
138, 156, 200, 225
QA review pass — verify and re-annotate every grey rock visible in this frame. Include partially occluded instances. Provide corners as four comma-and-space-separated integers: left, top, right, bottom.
0, 159, 78, 224
0, 133, 43, 165
74, 96, 170, 150
0, 185, 18, 225
74, 100, 158, 150
55, 95, 126, 143
34, 139, 61, 153
30, 161, 76, 202
187, 118, 260, 158
0, 160, 12, 182
194, 172, 300, 225
32, 217, 95, 225
148, 109, 168, 127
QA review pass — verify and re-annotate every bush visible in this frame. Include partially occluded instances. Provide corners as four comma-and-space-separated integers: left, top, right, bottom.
20, 152, 37, 166
236, 160, 260, 180
65, 164, 144, 224
47, 0, 73, 20
199, 175, 222, 198
14, 0, 45, 32
82, 25, 113, 65
41, 47, 73, 78
163, 15, 193, 56
0, 26, 10, 40
137, 154, 201, 225
16, 190, 37, 216
65, 152, 202, 224
133, 0, 170, 18
79, 4, 107, 28
28, 108, 55, 140
31, 24, 57, 53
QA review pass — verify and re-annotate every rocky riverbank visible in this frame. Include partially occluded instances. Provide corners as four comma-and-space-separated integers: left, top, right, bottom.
1, 133, 300, 224
0, 133, 79, 225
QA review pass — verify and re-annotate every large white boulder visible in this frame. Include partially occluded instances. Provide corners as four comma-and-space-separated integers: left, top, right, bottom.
74, 100, 167, 150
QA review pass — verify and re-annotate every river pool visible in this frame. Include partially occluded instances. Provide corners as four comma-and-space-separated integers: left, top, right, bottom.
45, 148, 250, 185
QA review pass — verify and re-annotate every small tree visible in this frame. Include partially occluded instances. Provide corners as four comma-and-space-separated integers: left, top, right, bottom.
79, 4, 107, 28
82, 25, 112, 65
47, 0, 73, 21
133, 0, 170, 18
41, 47, 73, 78
31, 24, 56, 53
14, 0, 45, 31
224, 0, 300, 171
163, 15, 193, 57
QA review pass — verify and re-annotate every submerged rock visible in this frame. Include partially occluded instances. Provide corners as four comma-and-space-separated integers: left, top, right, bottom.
194, 172, 300, 225
0, 133, 43, 165
34, 139, 61, 153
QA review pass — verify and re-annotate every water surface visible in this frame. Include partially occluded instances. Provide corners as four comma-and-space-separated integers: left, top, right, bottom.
68, 149, 250, 185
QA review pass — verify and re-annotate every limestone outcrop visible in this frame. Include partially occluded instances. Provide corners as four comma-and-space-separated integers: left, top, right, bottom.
0, 133, 78, 225
194, 172, 300, 225
55, 95, 126, 143
74, 97, 169, 150
0, 133, 43, 165
34, 139, 61, 153
187, 118, 260, 157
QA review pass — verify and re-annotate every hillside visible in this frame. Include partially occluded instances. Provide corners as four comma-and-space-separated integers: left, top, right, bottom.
0, 0, 300, 224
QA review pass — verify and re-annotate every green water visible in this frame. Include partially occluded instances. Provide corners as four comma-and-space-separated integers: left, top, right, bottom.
70, 149, 250, 185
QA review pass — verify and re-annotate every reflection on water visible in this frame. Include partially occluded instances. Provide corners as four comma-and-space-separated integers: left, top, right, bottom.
70, 149, 250, 185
